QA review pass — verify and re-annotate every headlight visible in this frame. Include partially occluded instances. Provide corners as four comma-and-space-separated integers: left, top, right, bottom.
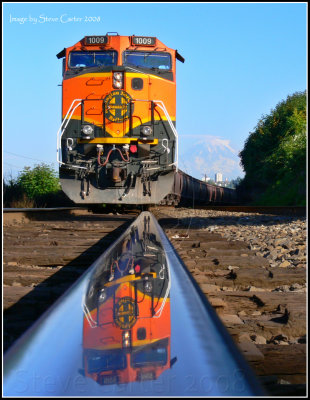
122, 331, 131, 348
140, 126, 152, 136
113, 80, 123, 89
114, 72, 123, 80
98, 289, 107, 303
144, 280, 153, 293
113, 72, 123, 89
82, 125, 94, 136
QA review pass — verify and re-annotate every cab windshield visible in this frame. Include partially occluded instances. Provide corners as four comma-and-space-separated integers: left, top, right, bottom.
123, 51, 171, 70
69, 51, 117, 68
87, 351, 126, 373
131, 346, 167, 367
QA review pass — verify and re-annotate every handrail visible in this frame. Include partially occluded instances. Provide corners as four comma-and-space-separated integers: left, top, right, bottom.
131, 98, 179, 171
153, 100, 178, 171
3, 212, 264, 396
57, 99, 81, 164
56, 99, 88, 170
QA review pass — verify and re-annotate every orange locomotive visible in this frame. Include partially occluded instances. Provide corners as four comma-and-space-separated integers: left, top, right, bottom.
57, 33, 184, 204
82, 217, 174, 385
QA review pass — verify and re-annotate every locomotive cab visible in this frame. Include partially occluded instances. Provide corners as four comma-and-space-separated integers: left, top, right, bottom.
56, 33, 184, 204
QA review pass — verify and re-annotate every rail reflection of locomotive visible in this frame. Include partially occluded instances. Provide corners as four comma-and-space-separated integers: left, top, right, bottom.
81, 216, 175, 385
57, 33, 237, 205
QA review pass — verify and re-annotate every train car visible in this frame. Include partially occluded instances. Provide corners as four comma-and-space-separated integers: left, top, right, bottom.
57, 33, 184, 204
82, 215, 174, 385
161, 170, 238, 206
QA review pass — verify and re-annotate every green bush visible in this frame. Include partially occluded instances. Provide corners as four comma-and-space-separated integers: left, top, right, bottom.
3, 163, 75, 208
17, 164, 61, 199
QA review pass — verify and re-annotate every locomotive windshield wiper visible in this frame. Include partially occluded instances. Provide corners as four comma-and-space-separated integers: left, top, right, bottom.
151, 67, 166, 73
73, 66, 86, 73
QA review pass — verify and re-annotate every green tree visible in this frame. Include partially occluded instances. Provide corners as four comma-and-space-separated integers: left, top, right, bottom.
229, 177, 242, 189
17, 163, 60, 199
239, 91, 306, 205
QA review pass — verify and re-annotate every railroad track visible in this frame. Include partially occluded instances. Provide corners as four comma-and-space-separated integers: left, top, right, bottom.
4, 210, 264, 396
151, 206, 307, 396
3, 208, 137, 351
3, 207, 306, 396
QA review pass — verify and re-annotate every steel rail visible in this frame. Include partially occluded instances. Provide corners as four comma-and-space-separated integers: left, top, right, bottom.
3, 212, 264, 396
3, 207, 86, 213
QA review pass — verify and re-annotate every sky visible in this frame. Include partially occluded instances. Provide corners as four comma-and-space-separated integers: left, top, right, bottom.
2, 2, 307, 181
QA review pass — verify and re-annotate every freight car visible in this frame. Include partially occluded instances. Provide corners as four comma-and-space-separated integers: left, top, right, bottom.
161, 170, 237, 206
56, 33, 236, 205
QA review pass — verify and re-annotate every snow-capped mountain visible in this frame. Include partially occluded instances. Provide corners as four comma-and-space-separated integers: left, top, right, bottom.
178, 135, 244, 181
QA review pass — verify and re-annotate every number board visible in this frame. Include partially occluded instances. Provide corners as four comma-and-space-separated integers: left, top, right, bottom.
84, 36, 108, 45
131, 36, 156, 46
